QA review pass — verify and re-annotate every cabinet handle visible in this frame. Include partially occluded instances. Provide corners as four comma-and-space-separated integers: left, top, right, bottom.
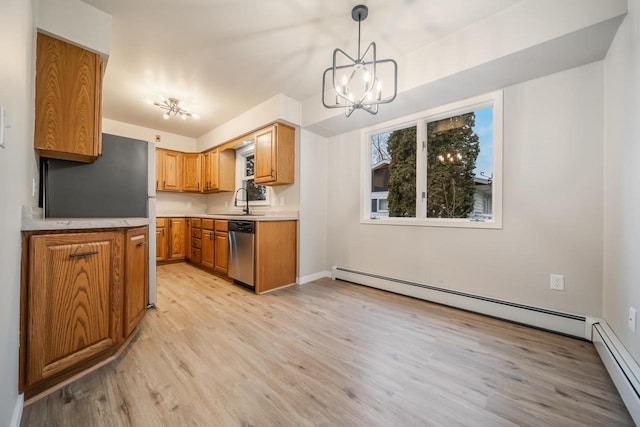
70, 251, 99, 258
163, 181, 166, 189
210, 233, 213, 241
162, 229, 164, 236
136, 241, 147, 247
198, 182, 200, 190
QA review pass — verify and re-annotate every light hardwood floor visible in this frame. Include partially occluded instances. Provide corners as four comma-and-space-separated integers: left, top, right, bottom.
22, 263, 633, 426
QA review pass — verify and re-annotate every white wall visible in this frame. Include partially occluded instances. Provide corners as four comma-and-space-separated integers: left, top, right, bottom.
603, 0, 640, 361
298, 130, 329, 281
37, 0, 111, 57
103, 118, 197, 152
326, 62, 605, 316
0, 0, 37, 425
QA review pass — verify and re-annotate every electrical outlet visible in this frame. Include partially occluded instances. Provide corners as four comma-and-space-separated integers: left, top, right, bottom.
550, 274, 565, 291
629, 307, 637, 333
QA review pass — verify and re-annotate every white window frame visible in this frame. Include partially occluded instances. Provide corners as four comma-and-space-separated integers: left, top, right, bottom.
360, 90, 503, 229
236, 144, 270, 207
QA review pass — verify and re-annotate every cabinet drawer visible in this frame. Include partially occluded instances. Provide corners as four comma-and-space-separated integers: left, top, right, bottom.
191, 247, 201, 264
192, 238, 201, 249
215, 220, 228, 232
156, 218, 167, 228
202, 219, 214, 230
191, 218, 201, 228
191, 228, 202, 239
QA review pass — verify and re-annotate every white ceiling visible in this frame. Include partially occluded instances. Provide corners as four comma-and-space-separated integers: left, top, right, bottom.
81, 0, 524, 138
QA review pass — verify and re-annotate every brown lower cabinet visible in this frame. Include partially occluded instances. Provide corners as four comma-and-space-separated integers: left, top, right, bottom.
21, 227, 148, 400
156, 217, 296, 293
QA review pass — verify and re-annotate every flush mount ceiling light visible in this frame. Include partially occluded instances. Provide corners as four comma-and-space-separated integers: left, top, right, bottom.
147, 96, 199, 120
322, 5, 398, 117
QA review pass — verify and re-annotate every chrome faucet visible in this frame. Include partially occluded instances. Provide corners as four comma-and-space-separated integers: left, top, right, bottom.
234, 187, 250, 215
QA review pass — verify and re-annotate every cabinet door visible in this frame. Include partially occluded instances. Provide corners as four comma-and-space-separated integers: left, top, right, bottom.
156, 227, 167, 261
214, 231, 229, 275
155, 149, 163, 191
27, 232, 122, 385
168, 218, 186, 259
201, 230, 215, 269
162, 151, 182, 191
254, 126, 275, 183
183, 153, 202, 192
124, 227, 148, 337
185, 218, 192, 260
34, 33, 103, 163
203, 149, 219, 192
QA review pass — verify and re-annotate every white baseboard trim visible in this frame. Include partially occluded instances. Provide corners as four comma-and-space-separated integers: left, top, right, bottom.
297, 271, 332, 285
592, 321, 640, 425
332, 266, 586, 338
10, 394, 23, 427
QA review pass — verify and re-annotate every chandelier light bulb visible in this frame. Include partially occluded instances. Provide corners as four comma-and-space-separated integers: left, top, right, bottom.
163, 112, 170, 120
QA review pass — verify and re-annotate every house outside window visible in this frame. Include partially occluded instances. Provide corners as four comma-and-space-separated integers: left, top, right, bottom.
363, 91, 503, 228
236, 143, 269, 206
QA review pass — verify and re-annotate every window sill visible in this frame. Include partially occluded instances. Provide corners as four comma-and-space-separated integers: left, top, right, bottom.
360, 217, 502, 229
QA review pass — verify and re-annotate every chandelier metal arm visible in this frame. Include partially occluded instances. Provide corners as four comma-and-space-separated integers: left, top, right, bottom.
321, 4, 398, 117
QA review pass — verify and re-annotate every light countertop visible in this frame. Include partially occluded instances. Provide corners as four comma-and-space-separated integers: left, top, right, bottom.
22, 206, 150, 231
157, 211, 298, 221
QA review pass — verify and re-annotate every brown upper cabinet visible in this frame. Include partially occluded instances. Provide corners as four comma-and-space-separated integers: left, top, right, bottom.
182, 153, 202, 192
254, 123, 295, 186
157, 149, 182, 192
34, 33, 104, 163
202, 148, 236, 193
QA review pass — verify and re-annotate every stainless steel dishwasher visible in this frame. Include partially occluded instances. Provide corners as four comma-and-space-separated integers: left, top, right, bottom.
228, 220, 255, 288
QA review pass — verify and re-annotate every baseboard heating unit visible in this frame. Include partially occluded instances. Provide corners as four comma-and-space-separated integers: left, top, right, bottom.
592, 322, 640, 425
332, 266, 587, 338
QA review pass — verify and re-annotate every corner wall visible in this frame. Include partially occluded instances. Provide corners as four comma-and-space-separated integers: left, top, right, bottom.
326, 62, 605, 316
603, 0, 640, 362
0, 0, 38, 425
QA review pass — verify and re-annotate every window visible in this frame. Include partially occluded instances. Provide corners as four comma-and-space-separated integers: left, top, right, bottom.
237, 144, 269, 206
362, 91, 502, 228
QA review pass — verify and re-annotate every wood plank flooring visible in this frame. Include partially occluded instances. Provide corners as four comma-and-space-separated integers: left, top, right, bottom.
21, 263, 634, 426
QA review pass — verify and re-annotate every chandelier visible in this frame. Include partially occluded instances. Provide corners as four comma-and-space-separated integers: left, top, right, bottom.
322, 5, 398, 117
150, 97, 199, 120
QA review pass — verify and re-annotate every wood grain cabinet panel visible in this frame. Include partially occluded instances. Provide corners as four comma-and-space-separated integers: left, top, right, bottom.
27, 232, 122, 386
182, 153, 202, 192
34, 33, 103, 163
168, 218, 186, 260
156, 226, 167, 262
214, 229, 229, 275
124, 227, 148, 337
201, 230, 215, 269
254, 123, 295, 186
202, 149, 235, 193
157, 149, 182, 191
255, 221, 297, 294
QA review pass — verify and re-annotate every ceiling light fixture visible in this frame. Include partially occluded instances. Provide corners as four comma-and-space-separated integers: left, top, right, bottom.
322, 5, 398, 117
148, 97, 199, 120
